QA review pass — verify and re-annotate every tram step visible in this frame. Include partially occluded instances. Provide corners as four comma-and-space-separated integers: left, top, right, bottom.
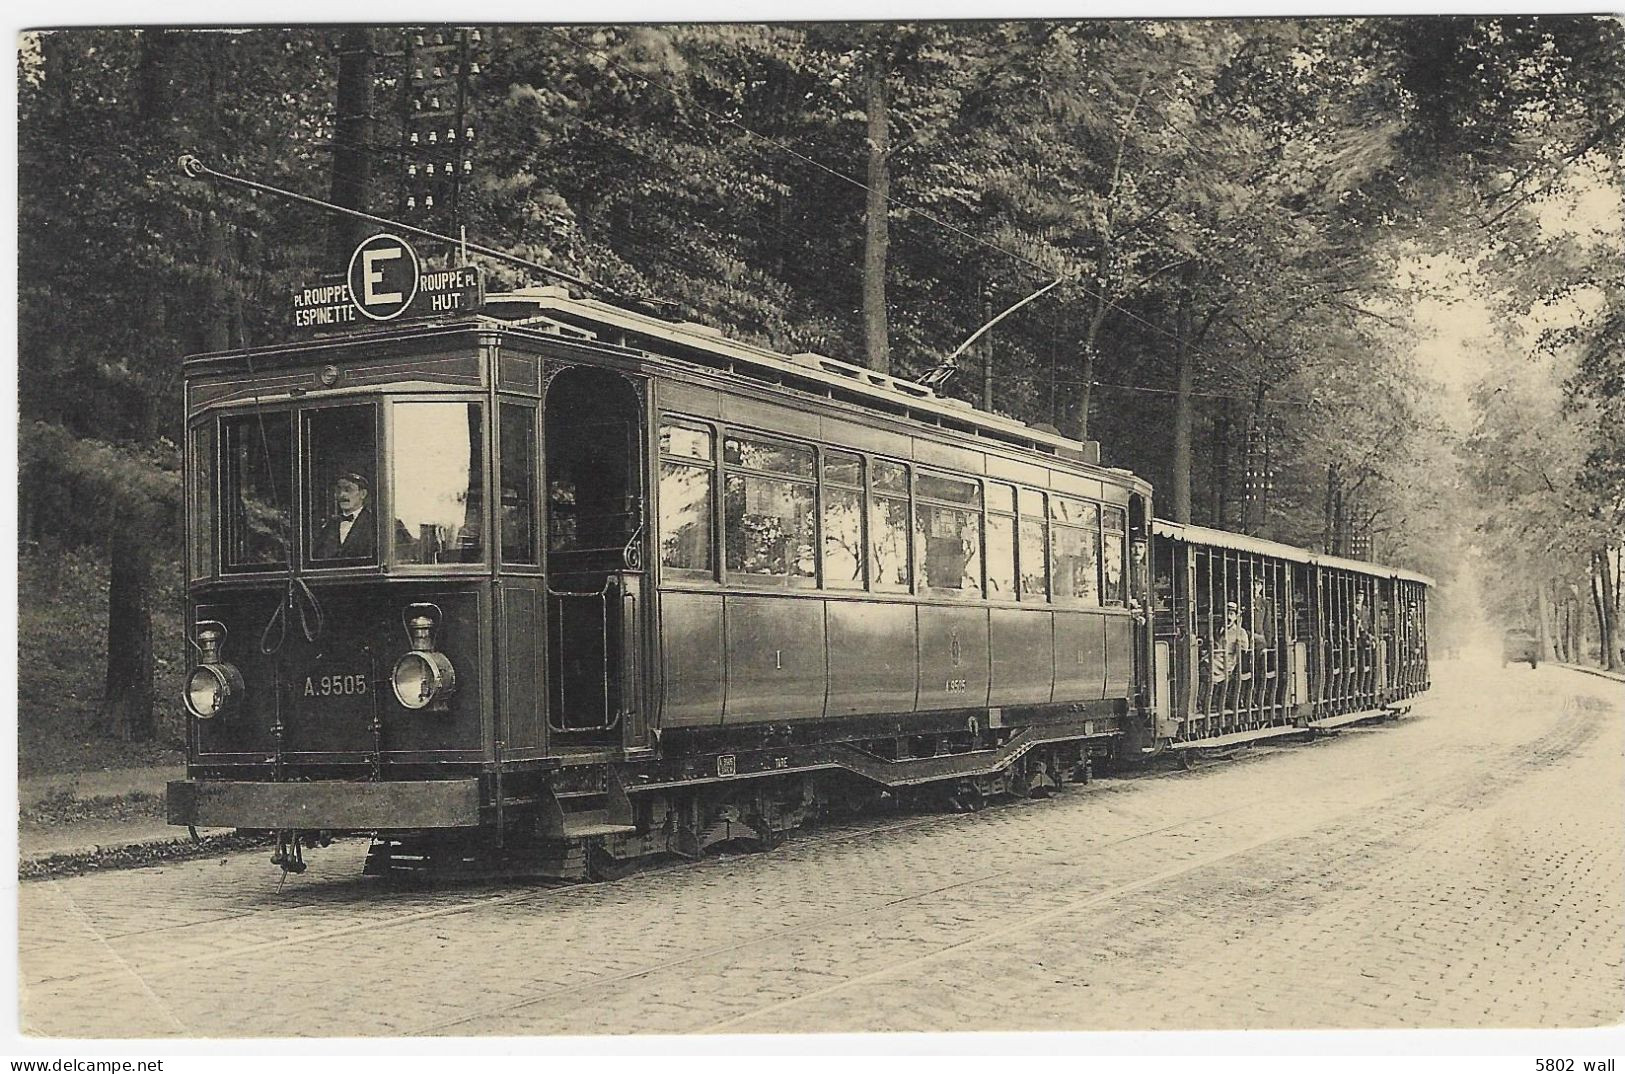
546, 807, 638, 841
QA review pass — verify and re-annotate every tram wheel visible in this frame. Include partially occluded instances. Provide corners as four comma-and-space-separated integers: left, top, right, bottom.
948, 784, 985, 813
744, 815, 786, 852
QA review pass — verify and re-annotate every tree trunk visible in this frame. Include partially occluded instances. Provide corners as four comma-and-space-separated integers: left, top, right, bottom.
329, 27, 375, 265
93, 27, 177, 742
1537, 579, 1560, 663
198, 35, 233, 357
862, 45, 891, 375
1555, 595, 1572, 662
1168, 274, 1226, 525
101, 520, 155, 741
1594, 550, 1619, 670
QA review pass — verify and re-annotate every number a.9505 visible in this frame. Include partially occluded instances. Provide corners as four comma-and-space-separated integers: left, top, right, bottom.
304, 674, 368, 697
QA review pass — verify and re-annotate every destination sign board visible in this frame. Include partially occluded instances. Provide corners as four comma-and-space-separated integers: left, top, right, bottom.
292, 233, 483, 329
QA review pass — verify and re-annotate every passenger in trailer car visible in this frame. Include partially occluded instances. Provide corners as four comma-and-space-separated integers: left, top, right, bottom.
1249, 577, 1275, 647
312, 472, 376, 560
1212, 601, 1252, 683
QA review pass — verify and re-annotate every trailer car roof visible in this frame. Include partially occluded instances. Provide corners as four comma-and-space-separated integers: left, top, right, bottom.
1152, 519, 1434, 587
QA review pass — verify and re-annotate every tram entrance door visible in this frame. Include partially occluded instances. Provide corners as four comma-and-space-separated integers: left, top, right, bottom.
543, 366, 647, 749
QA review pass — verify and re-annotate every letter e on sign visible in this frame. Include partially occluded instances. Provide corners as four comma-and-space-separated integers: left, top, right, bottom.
347, 234, 420, 321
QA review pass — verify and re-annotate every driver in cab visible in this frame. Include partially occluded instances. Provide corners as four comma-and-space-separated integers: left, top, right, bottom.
313, 472, 375, 560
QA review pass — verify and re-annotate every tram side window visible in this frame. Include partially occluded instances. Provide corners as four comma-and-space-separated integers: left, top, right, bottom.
499, 403, 537, 565
392, 402, 485, 564
986, 482, 1016, 599
220, 413, 292, 571
658, 420, 715, 576
189, 423, 215, 578
915, 471, 983, 596
1050, 496, 1100, 606
1101, 504, 1126, 606
1018, 487, 1048, 602
724, 434, 816, 584
305, 405, 379, 565
869, 459, 911, 592
822, 449, 865, 590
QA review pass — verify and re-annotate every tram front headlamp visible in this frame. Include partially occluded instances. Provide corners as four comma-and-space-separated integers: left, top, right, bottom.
184, 622, 244, 720
392, 605, 457, 712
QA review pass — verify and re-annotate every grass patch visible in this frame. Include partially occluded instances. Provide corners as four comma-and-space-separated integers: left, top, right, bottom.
19, 788, 168, 825
19, 831, 279, 882
17, 544, 187, 776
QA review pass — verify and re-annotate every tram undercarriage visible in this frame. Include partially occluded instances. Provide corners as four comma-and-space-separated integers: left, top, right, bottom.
221, 716, 1126, 882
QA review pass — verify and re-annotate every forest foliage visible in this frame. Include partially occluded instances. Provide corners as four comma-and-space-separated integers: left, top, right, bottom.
16, 17, 1625, 741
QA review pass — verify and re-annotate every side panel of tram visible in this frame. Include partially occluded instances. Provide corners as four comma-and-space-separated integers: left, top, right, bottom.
1150, 520, 1431, 747
644, 378, 1147, 735
514, 332, 1154, 751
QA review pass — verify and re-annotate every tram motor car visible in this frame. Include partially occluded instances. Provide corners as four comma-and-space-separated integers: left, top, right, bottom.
167, 282, 1431, 878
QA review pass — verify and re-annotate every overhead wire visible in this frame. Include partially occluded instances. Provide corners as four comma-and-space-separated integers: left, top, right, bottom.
211, 26, 1406, 412
527, 24, 1358, 402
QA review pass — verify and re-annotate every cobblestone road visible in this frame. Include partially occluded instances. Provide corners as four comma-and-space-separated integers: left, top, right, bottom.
18, 657, 1623, 1037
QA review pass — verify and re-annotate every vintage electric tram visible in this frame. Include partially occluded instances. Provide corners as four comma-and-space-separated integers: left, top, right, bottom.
167, 278, 1429, 877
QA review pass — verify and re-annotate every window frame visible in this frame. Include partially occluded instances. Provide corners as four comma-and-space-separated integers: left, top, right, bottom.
216, 406, 297, 576
301, 399, 384, 572
656, 415, 720, 583
384, 394, 490, 572
1101, 502, 1128, 607
1017, 486, 1050, 603
984, 480, 1017, 602
912, 466, 984, 599
867, 456, 914, 594
820, 447, 867, 592
497, 399, 540, 568
1048, 494, 1102, 608
721, 429, 819, 589
187, 419, 217, 581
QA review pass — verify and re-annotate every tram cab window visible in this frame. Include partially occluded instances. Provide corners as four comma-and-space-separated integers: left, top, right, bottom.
1101, 505, 1127, 606
220, 412, 292, 571
499, 403, 537, 565
658, 420, 715, 576
1049, 496, 1100, 606
985, 482, 1016, 599
391, 402, 485, 564
914, 471, 982, 596
822, 450, 865, 590
723, 434, 816, 584
869, 460, 911, 592
305, 405, 379, 565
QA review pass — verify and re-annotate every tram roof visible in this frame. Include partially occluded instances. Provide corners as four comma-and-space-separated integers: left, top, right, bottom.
1152, 519, 1434, 587
484, 287, 1139, 482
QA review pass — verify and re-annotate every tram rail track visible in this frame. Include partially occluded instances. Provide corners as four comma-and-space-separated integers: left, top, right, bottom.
28, 718, 1407, 996
21, 672, 1620, 1038
422, 698, 1605, 1035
